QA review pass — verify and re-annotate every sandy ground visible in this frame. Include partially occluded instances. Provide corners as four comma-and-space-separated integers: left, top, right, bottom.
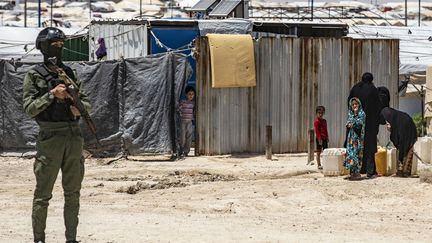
1, 153, 432, 243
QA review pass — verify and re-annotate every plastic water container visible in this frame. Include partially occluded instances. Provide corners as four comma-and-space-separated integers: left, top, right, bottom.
412, 137, 432, 175
321, 148, 348, 176
375, 147, 397, 176
414, 137, 432, 164
386, 148, 397, 176
375, 147, 387, 176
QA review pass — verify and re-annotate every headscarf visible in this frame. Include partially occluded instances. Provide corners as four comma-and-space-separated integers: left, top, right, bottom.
380, 107, 417, 161
347, 97, 366, 151
361, 72, 374, 83
96, 38, 107, 59
358, 72, 373, 88
344, 97, 366, 173
377, 86, 390, 108
377, 86, 391, 125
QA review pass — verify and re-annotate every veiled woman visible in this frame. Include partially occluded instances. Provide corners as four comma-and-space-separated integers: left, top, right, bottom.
380, 107, 417, 177
344, 97, 366, 180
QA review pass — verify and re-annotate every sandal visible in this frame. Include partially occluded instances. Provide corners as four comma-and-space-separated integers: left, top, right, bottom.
344, 172, 354, 180
395, 170, 404, 177
348, 173, 362, 181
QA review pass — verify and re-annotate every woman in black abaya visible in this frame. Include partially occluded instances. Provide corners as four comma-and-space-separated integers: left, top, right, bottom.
380, 107, 418, 177
348, 72, 380, 177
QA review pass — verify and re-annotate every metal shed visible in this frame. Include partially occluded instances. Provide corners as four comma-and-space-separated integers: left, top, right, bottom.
196, 36, 399, 155
89, 21, 148, 60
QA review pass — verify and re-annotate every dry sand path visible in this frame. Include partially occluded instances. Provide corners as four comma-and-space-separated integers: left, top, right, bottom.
1, 154, 431, 242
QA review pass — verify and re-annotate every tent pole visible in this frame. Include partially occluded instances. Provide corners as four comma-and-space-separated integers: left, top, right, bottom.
419, 0, 421, 26
405, 0, 408, 26
50, 0, 53, 27
38, 0, 41, 27
24, 0, 27, 27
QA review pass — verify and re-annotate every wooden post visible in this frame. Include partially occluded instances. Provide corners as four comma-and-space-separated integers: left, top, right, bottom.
266, 125, 272, 160
307, 129, 315, 164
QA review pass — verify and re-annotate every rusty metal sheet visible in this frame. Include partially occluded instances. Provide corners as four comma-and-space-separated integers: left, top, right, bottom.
196, 36, 399, 155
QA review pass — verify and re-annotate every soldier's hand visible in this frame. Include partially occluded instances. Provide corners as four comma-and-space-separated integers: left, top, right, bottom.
70, 105, 81, 117
51, 84, 68, 99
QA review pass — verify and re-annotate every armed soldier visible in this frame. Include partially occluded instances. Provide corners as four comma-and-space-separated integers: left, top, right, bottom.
23, 27, 91, 243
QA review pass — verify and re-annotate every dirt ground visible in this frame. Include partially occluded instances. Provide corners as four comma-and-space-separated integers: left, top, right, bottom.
1, 153, 432, 243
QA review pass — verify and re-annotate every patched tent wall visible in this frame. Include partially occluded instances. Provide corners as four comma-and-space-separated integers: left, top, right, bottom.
0, 53, 192, 156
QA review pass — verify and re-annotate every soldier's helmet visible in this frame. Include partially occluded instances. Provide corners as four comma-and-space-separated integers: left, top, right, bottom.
35, 27, 66, 56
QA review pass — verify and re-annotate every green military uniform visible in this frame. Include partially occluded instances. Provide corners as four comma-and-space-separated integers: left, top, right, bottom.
23, 64, 91, 242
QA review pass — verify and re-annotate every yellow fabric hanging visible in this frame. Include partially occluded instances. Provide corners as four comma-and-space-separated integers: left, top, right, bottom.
207, 34, 256, 88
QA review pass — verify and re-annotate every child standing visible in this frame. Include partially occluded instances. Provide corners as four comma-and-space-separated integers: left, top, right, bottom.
179, 86, 195, 157
343, 97, 366, 180
314, 106, 329, 170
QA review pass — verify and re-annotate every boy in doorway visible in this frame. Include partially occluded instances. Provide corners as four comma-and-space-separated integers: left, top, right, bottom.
179, 86, 195, 158
314, 106, 329, 170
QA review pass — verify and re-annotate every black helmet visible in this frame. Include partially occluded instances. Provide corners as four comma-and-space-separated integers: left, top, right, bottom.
35, 27, 66, 50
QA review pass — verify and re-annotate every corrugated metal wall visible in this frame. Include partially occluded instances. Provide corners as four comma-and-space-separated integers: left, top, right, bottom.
196, 37, 399, 155
89, 24, 148, 60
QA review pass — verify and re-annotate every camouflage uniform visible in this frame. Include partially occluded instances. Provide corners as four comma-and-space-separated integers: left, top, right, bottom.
23, 63, 91, 242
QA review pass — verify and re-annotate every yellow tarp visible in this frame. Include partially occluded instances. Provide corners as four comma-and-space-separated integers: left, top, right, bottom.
207, 34, 256, 88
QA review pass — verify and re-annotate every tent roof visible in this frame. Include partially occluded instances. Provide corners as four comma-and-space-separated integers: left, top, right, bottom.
323, 1, 375, 9
349, 25, 432, 75
0, 26, 86, 62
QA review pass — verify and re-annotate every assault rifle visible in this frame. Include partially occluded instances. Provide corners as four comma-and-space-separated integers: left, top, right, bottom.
47, 57, 101, 146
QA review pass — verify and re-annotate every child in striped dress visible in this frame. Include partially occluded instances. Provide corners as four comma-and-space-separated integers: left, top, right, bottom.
179, 86, 195, 157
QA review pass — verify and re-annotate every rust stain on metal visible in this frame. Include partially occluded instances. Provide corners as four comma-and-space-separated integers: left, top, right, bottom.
196, 36, 399, 155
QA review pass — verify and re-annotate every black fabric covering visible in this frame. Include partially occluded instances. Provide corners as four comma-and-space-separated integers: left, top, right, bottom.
0, 53, 192, 156
0, 62, 37, 149
69, 60, 121, 155
348, 78, 380, 174
377, 86, 390, 109
377, 86, 391, 125
120, 55, 189, 155
381, 107, 417, 162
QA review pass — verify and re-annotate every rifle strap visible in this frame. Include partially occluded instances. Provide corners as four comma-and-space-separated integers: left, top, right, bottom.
33, 65, 55, 83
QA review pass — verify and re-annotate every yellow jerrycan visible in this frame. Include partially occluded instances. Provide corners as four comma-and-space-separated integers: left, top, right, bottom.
375, 146, 387, 176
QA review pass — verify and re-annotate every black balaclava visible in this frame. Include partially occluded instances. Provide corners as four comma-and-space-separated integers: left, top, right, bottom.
40, 41, 63, 63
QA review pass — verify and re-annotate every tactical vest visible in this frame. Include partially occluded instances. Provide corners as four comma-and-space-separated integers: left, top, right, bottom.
33, 64, 78, 122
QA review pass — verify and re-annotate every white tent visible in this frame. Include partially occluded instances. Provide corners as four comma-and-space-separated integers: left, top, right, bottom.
349, 25, 432, 115
323, 1, 375, 10
0, 26, 85, 62
349, 25, 432, 75
177, 0, 201, 9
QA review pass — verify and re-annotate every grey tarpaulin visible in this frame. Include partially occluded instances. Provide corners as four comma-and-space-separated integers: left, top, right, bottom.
69, 59, 122, 155
119, 54, 190, 155
198, 19, 253, 36
0, 61, 37, 149
0, 53, 192, 156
